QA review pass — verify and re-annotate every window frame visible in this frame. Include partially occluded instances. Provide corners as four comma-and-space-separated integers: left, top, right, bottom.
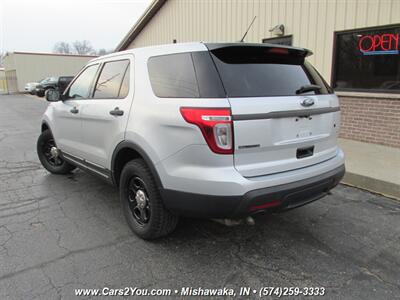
64, 63, 100, 101
91, 58, 131, 100
331, 23, 400, 94
117, 64, 130, 99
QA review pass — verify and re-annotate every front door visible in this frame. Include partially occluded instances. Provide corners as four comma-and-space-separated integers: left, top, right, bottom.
54, 63, 100, 158
52, 99, 82, 156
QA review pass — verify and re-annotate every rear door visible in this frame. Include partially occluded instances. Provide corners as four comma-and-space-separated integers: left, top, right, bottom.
79, 56, 133, 168
209, 45, 341, 177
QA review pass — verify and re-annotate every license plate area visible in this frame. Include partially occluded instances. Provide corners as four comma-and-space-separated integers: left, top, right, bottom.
296, 146, 314, 159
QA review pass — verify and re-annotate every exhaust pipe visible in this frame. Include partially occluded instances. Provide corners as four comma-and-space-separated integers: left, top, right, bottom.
212, 216, 255, 226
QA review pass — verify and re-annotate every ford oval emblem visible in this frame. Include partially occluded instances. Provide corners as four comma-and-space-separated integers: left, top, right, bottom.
301, 97, 315, 107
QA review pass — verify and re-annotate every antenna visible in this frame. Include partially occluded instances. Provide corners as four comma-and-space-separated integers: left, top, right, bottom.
240, 16, 257, 42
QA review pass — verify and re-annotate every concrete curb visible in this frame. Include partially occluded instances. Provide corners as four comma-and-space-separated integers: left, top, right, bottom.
342, 172, 400, 200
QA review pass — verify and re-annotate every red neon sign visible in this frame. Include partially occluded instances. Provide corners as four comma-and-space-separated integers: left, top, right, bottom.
358, 33, 399, 55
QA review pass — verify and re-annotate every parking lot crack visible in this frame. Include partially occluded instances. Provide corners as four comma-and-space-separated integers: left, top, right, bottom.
358, 266, 399, 289
41, 268, 61, 300
0, 234, 133, 282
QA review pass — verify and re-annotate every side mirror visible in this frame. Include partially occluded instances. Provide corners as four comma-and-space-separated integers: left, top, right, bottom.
45, 89, 60, 102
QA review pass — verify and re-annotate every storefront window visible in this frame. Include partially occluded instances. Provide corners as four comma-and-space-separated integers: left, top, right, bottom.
332, 25, 400, 93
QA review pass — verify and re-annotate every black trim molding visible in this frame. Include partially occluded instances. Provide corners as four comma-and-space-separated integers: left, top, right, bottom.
161, 165, 345, 218
62, 152, 112, 183
232, 107, 340, 121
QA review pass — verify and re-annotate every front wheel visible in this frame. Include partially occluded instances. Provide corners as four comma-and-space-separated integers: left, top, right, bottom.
120, 159, 178, 239
37, 130, 76, 174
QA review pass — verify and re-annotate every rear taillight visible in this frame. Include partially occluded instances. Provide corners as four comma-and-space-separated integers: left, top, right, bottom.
249, 200, 281, 212
268, 48, 289, 55
180, 107, 233, 154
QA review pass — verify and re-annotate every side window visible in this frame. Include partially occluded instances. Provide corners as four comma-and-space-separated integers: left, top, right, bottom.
67, 65, 99, 99
148, 53, 199, 98
119, 65, 130, 98
93, 60, 130, 99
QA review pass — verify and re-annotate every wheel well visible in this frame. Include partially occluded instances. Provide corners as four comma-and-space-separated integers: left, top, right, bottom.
41, 123, 49, 132
113, 147, 142, 186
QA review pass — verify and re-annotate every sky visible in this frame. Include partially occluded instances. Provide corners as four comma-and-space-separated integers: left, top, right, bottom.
0, 0, 152, 54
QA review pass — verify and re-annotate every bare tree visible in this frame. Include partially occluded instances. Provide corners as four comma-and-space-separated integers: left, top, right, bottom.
52, 41, 107, 56
72, 40, 95, 55
53, 42, 71, 54
97, 48, 110, 56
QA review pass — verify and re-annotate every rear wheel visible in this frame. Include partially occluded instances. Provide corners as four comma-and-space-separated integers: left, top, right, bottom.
37, 130, 76, 174
120, 159, 178, 239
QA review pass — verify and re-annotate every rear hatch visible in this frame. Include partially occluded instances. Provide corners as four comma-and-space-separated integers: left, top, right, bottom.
208, 44, 340, 177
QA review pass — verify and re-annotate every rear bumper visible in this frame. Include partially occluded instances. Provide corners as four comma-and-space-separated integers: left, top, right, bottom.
161, 164, 345, 218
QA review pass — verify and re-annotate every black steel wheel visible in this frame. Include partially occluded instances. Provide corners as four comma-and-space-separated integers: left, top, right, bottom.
120, 159, 178, 239
42, 138, 63, 167
128, 176, 151, 225
37, 130, 76, 174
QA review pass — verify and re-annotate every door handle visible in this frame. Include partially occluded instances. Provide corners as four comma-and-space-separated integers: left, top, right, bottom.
109, 107, 124, 116
70, 107, 79, 114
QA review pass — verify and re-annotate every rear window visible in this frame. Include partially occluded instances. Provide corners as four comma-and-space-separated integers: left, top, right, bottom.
147, 52, 225, 98
59, 77, 70, 82
93, 60, 130, 99
210, 46, 333, 97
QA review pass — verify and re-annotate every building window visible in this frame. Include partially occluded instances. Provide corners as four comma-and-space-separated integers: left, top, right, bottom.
332, 25, 400, 93
262, 35, 293, 46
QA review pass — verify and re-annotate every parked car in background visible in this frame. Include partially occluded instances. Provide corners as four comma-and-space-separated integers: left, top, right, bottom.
57, 76, 74, 94
24, 81, 41, 94
36, 76, 73, 97
35, 77, 56, 97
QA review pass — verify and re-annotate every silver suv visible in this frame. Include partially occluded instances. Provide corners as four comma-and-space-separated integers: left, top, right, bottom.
37, 43, 345, 239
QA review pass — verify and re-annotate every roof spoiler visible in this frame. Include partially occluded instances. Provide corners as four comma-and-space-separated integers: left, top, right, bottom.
205, 43, 313, 57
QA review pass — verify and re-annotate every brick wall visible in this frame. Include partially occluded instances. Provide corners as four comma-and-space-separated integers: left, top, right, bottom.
339, 95, 400, 148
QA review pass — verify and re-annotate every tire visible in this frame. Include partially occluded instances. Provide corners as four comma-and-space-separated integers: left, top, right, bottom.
37, 130, 76, 174
120, 159, 178, 240
44, 88, 54, 98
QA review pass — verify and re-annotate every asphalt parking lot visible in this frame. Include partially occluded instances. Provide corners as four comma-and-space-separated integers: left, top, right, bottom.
0, 94, 399, 299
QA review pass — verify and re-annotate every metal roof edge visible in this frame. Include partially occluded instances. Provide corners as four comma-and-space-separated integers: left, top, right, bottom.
11, 51, 98, 58
115, 0, 167, 52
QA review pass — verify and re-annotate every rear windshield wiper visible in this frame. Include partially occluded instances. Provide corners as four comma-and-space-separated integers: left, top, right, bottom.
296, 84, 321, 95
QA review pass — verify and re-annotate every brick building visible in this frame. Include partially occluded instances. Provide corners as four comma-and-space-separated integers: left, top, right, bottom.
115, 0, 400, 149
338, 94, 400, 148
